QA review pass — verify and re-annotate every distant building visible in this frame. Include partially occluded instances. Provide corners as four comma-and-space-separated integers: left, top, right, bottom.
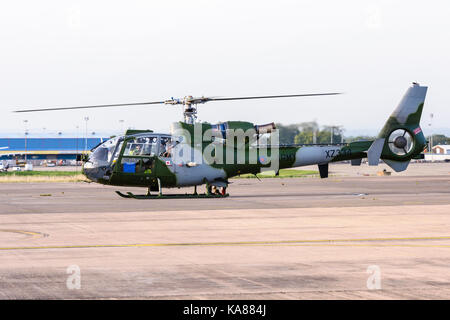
424, 144, 450, 161
432, 145, 450, 155
0, 137, 108, 164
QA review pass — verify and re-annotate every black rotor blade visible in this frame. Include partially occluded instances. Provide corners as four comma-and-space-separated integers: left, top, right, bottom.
14, 101, 165, 113
208, 92, 341, 102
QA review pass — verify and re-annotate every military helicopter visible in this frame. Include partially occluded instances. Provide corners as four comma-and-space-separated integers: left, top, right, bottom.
15, 83, 427, 199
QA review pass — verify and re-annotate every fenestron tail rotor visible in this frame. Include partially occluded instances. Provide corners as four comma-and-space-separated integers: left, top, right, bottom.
14, 92, 342, 124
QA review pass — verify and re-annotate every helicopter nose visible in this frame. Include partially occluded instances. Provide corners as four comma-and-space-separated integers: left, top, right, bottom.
82, 161, 109, 182
82, 161, 98, 182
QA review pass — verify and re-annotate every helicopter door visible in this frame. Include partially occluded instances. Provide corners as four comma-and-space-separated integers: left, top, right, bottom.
156, 136, 175, 175
112, 136, 159, 185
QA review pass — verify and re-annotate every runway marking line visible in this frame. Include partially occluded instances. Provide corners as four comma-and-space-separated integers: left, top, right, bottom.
0, 229, 48, 239
1, 236, 450, 251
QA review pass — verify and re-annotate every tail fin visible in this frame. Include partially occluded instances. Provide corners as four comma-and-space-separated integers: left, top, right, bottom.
375, 83, 428, 172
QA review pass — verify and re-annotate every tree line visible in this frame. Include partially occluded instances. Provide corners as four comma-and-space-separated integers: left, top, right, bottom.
276, 122, 450, 146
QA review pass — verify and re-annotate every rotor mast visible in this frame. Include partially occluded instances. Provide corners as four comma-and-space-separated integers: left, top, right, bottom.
163, 95, 208, 124
183, 96, 197, 124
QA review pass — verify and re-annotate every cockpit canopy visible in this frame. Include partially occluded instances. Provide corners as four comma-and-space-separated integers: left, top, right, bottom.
90, 136, 122, 163
89, 133, 173, 164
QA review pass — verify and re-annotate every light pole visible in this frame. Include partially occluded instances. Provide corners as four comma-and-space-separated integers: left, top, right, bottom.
23, 120, 28, 163
84, 117, 89, 153
429, 113, 434, 161
330, 126, 334, 144
326, 125, 342, 144
76, 125, 79, 170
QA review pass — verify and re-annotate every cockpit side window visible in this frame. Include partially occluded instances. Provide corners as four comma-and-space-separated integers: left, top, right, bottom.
159, 136, 173, 157
124, 136, 159, 157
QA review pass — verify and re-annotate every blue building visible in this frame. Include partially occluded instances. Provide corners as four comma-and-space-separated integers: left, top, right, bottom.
0, 137, 108, 161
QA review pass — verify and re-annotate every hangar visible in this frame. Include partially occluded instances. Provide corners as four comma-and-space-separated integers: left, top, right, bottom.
0, 137, 108, 165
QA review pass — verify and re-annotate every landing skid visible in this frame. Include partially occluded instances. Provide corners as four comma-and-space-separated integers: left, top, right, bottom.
115, 180, 229, 199
115, 190, 229, 199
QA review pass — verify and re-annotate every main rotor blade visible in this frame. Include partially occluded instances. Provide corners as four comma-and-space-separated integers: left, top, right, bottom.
14, 101, 165, 113
14, 92, 342, 113
208, 92, 341, 102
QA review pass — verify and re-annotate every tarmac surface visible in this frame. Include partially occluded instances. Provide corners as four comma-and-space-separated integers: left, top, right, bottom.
1, 163, 450, 299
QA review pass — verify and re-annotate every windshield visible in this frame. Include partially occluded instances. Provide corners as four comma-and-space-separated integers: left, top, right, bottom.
90, 137, 122, 163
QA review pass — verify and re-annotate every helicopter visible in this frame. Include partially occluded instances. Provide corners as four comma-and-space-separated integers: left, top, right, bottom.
15, 83, 428, 199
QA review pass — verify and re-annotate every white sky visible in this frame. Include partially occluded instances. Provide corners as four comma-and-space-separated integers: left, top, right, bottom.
0, 0, 449, 137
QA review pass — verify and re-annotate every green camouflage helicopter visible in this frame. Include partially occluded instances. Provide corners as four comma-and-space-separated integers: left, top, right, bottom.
16, 83, 427, 199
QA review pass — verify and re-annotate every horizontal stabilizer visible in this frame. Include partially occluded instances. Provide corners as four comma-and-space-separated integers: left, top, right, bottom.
367, 138, 385, 166
384, 159, 410, 172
